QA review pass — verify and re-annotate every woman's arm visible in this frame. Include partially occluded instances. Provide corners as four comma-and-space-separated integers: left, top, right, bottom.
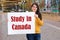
36, 17, 44, 26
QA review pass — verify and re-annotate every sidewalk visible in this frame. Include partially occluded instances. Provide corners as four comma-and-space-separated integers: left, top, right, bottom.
41, 20, 60, 40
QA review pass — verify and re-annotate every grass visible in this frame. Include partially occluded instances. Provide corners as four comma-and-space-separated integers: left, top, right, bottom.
42, 12, 60, 22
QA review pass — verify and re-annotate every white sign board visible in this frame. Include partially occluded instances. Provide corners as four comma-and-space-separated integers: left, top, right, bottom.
8, 12, 35, 35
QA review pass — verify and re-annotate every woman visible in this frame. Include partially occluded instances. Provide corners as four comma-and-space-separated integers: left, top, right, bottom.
26, 3, 43, 40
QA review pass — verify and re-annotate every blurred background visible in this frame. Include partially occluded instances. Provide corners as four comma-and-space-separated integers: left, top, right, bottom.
0, 0, 60, 21
0, 0, 60, 40
0, 0, 59, 12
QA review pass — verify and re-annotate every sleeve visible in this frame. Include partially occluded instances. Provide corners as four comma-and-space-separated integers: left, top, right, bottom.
36, 17, 44, 26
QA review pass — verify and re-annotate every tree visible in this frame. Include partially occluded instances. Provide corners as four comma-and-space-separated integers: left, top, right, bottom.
39, 0, 45, 8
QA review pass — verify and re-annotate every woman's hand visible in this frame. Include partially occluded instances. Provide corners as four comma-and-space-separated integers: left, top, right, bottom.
34, 14, 38, 18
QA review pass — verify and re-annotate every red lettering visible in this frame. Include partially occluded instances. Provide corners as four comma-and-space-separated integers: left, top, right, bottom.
12, 24, 15, 30
15, 25, 24, 30
26, 16, 31, 21
11, 16, 15, 22
25, 24, 31, 29
11, 16, 24, 22
12, 24, 31, 30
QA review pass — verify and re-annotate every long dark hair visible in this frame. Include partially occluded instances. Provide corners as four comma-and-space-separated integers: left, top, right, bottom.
31, 3, 42, 20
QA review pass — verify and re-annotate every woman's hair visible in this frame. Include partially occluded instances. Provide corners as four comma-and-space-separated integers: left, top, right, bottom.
31, 3, 42, 20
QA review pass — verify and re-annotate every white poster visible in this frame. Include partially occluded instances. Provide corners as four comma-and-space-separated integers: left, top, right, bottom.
8, 12, 35, 35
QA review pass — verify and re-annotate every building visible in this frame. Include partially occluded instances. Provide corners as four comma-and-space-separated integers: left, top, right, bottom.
51, 0, 60, 14
44, 0, 60, 14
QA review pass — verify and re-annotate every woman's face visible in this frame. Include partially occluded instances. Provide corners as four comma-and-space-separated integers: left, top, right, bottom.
32, 4, 37, 12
